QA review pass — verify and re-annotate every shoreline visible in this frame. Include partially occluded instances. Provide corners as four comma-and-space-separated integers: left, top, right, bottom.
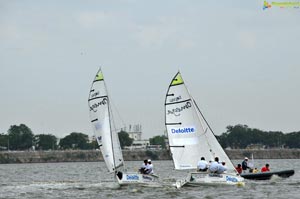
0, 149, 299, 164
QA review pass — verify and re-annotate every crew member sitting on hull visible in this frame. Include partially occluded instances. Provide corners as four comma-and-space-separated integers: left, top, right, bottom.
139, 159, 148, 174
217, 162, 227, 174
145, 159, 154, 174
197, 157, 208, 172
208, 157, 219, 173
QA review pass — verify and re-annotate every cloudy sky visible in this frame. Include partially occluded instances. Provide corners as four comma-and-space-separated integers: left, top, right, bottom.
1, 0, 299, 139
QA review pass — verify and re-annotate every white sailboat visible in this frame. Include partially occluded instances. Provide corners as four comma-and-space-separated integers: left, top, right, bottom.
88, 69, 158, 186
164, 71, 244, 187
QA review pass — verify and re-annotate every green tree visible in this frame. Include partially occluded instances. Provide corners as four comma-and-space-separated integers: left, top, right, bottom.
34, 134, 58, 150
87, 139, 98, 150
149, 135, 166, 149
218, 124, 299, 149
264, 131, 284, 148
8, 124, 34, 150
284, 132, 300, 148
0, 133, 9, 150
118, 131, 133, 149
59, 132, 90, 150
226, 124, 251, 149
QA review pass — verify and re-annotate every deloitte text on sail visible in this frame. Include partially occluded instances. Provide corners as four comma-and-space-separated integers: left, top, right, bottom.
171, 127, 195, 134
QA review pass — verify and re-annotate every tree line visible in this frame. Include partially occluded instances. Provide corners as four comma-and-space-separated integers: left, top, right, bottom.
0, 124, 166, 151
1, 124, 299, 151
216, 124, 300, 149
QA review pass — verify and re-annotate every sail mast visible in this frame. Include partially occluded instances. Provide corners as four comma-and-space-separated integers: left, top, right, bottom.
164, 71, 183, 169
109, 101, 126, 171
89, 68, 124, 173
103, 78, 117, 172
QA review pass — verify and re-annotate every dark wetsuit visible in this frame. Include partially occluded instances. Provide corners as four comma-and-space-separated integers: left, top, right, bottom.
242, 160, 250, 171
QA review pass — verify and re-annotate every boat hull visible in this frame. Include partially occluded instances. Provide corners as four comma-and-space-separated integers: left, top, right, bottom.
116, 171, 159, 186
241, 169, 295, 180
176, 172, 244, 188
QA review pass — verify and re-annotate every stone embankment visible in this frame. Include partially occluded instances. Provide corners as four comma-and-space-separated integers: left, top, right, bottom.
0, 149, 299, 164
226, 149, 300, 159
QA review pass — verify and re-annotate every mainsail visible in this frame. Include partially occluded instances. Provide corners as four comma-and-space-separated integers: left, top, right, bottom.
165, 72, 236, 173
88, 69, 124, 172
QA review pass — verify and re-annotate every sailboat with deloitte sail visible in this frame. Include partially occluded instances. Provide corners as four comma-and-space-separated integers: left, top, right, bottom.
88, 69, 159, 186
164, 71, 244, 188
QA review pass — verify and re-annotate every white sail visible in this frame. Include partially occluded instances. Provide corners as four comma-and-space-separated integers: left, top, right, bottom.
165, 72, 236, 173
88, 69, 124, 173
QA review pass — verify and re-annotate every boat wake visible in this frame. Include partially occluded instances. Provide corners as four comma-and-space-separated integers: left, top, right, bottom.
270, 175, 281, 182
1, 180, 122, 192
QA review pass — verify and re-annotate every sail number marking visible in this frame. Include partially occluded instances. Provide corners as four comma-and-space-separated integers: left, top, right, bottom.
169, 95, 182, 103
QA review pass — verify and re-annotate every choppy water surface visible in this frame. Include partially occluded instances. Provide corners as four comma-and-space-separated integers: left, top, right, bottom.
0, 159, 299, 199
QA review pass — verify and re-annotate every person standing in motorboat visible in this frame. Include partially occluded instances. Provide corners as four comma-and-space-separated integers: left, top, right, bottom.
242, 157, 251, 173
208, 157, 219, 173
197, 157, 208, 172
261, 164, 270, 172
145, 159, 154, 174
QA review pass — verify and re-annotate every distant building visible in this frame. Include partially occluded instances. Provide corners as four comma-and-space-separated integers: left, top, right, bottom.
123, 124, 152, 150
125, 124, 142, 141
128, 132, 142, 141
124, 140, 150, 150
0, 146, 7, 150
122, 124, 166, 150
246, 144, 265, 149
146, 145, 162, 150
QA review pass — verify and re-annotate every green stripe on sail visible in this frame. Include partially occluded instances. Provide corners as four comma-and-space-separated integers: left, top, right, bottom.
95, 70, 104, 81
171, 72, 184, 86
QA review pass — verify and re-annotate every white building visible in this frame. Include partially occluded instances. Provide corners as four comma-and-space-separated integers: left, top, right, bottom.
123, 124, 151, 150
124, 140, 150, 150
127, 124, 142, 141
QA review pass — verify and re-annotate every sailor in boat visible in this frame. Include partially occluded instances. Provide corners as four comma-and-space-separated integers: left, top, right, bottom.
252, 167, 259, 173
139, 159, 148, 174
242, 157, 251, 173
197, 157, 208, 172
261, 164, 270, 172
145, 159, 154, 174
208, 157, 220, 173
217, 161, 227, 174
235, 164, 243, 174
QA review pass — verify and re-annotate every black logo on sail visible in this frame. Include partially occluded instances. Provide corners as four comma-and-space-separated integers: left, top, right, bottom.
167, 101, 192, 116
90, 97, 108, 112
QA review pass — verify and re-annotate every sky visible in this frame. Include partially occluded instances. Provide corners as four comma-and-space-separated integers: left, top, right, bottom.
1, 0, 300, 139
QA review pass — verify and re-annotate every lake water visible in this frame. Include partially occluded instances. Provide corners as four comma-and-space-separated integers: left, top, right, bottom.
0, 159, 299, 199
